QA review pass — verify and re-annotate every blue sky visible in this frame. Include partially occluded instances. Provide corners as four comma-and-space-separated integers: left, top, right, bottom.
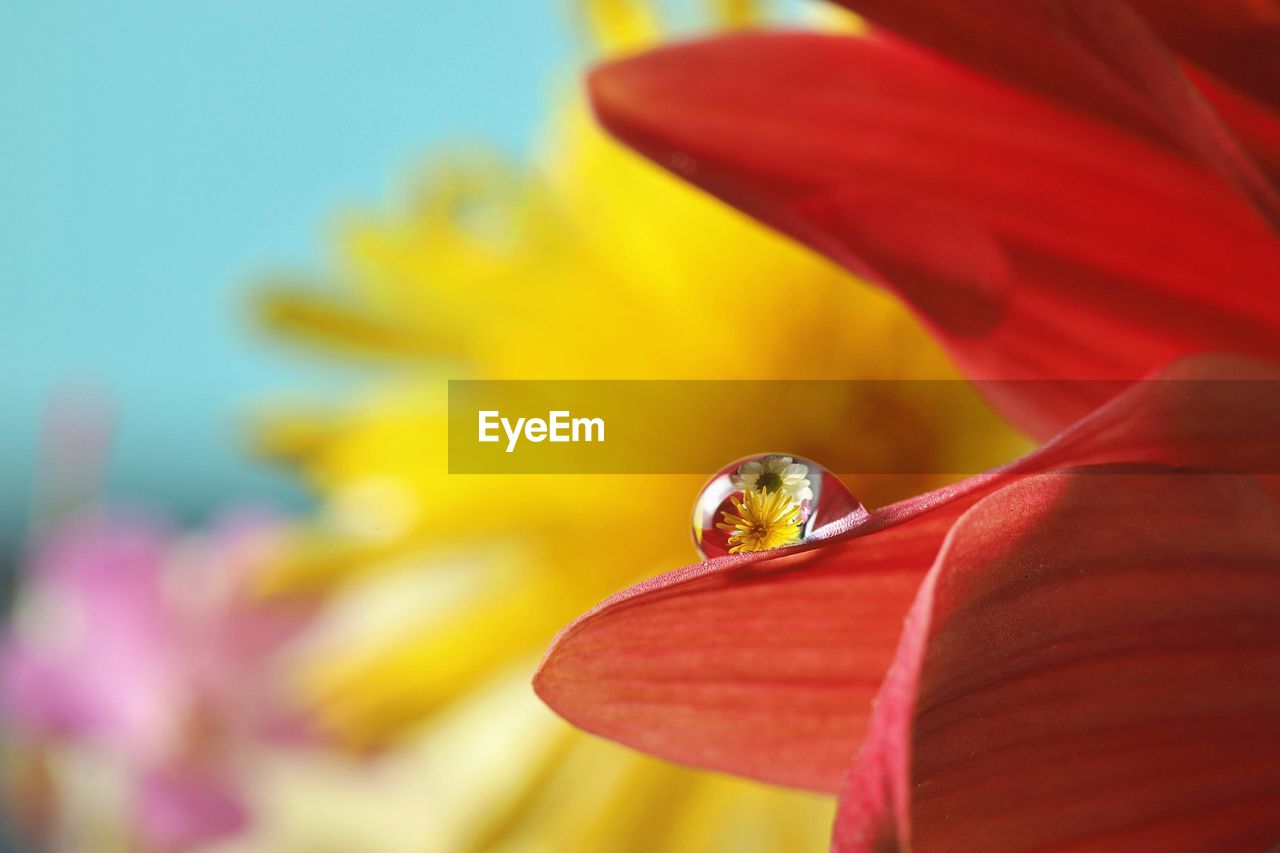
0, 2, 573, 536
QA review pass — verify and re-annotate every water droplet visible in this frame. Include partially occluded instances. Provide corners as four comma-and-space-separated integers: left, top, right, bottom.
692, 453, 863, 559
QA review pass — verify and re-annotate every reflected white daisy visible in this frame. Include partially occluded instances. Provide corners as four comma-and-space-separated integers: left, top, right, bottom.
731, 455, 813, 503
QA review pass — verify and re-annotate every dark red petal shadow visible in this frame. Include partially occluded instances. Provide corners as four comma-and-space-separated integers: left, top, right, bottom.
534, 355, 1280, 792
829, 0, 1280, 222
1096, 0, 1280, 115
589, 33, 1280, 437
835, 470, 1280, 851
835, 0, 1280, 197
1191, 65, 1280, 186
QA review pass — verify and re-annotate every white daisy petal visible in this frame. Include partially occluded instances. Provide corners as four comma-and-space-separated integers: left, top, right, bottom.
732, 460, 765, 492
765, 456, 792, 474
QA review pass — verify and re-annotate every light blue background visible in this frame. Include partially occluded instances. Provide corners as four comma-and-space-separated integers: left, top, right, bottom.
0, 2, 574, 542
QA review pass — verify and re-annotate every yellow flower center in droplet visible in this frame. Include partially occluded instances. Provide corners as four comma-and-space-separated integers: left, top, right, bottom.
716, 487, 803, 554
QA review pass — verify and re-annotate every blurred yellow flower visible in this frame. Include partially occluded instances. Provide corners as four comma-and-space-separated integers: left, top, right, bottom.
246, 1, 1028, 849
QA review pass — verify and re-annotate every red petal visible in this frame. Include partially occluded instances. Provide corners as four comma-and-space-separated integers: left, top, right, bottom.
842, 0, 1280, 225
835, 469, 1280, 850
1120, 0, 1280, 114
1188, 64, 1280, 188
535, 355, 1280, 792
830, 0, 1280, 222
838, 0, 1280, 207
589, 33, 1280, 436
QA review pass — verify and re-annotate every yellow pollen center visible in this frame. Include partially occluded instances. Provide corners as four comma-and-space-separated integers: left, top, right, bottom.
715, 487, 802, 554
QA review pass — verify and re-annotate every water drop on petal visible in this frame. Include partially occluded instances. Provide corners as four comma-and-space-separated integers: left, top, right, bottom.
692, 453, 863, 559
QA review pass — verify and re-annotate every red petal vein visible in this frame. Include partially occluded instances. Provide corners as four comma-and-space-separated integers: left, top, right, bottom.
535, 355, 1280, 792
835, 470, 1280, 851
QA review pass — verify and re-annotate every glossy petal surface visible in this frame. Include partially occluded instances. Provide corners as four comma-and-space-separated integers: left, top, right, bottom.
835, 470, 1280, 850
535, 356, 1280, 791
829, 0, 1280, 218
589, 33, 1280, 435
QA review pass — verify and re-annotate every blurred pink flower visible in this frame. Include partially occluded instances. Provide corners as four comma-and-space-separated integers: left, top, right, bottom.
1, 510, 318, 850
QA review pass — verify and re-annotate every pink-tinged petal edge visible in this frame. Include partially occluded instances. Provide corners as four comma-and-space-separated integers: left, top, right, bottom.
135, 764, 250, 852
0, 515, 179, 751
835, 469, 1280, 850
534, 354, 1280, 792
